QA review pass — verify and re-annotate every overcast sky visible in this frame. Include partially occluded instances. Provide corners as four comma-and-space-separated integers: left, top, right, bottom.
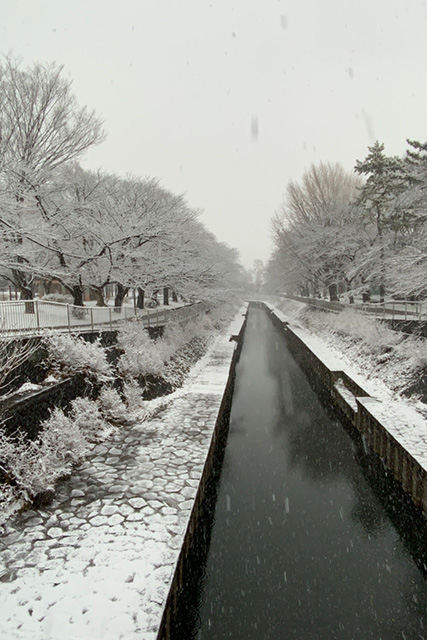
2, 0, 427, 268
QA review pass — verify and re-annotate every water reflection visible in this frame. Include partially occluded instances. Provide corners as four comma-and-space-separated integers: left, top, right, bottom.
186, 308, 427, 639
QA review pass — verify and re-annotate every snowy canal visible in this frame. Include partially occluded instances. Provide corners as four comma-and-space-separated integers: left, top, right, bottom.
181, 307, 427, 639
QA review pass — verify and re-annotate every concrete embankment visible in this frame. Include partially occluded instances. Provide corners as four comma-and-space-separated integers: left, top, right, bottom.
262, 302, 427, 518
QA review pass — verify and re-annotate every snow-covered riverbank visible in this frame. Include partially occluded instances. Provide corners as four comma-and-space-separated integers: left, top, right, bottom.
0, 305, 247, 640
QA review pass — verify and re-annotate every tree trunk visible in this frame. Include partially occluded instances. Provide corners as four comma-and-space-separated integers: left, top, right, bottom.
18, 285, 35, 314
136, 288, 145, 309
172, 290, 178, 303
328, 283, 339, 302
94, 288, 107, 307
376, 204, 386, 304
44, 280, 53, 295
163, 287, 169, 306
362, 291, 371, 303
12, 269, 34, 313
71, 285, 85, 318
114, 283, 129, 311
344, 278, 354, 304
72, 285, 84, 307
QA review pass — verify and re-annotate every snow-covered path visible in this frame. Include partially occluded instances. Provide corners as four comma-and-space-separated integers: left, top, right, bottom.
0, 308, 246, 640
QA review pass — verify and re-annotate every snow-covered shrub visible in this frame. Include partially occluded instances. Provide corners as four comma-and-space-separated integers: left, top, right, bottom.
161, 320, 187, 349
98, 386, 129, 424
39, 407, 88, 467
162, 313, 213, 349
117, 324, 166, 378
0, 428, 66, 501
304, 309, 402, 352
117, 315, 214, 381
122, 380, 146, 411
396, 337, 427, 370
44, 333, 113, 383
41, 293, 73, 304
0, 483, 22, 525
0, 336, 39, 395
0, 407, 88, 509
70, 397, 113, 442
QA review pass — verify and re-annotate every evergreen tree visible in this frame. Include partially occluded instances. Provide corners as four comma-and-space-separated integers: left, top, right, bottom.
354, 141, 407, 301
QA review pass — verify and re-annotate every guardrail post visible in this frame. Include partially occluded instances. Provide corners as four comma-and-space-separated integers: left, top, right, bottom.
147, 309, 150, 328
156, 308, 159, 325
109, 307, 112, 331
405, 301, 408, 321
35, 299, 40, 330
67, 304, 71, 333
90, 307, 94, 332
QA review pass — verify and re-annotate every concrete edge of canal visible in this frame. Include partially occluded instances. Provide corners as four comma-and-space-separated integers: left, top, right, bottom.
258, 301, 427, 520
155, 304, 248, 640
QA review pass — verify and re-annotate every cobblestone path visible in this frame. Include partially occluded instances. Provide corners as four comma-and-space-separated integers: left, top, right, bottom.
0, 310, 245, 640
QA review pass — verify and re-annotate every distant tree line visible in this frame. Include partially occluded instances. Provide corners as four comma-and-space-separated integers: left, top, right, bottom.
268, 140, 427, 302
0, 56, 246, 310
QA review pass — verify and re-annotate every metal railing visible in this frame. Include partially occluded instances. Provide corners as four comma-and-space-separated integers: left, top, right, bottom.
284, 295, 426, 322
0, 299, 207, 337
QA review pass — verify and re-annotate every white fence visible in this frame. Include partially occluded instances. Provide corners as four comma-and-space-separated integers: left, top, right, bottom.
284, 295, 426, 322
0, 299, 207, 337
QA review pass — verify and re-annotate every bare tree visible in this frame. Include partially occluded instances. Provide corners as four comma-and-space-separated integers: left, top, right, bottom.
0, 56, 105, 305
280, 161, 362, 227
271, 162, 363, 301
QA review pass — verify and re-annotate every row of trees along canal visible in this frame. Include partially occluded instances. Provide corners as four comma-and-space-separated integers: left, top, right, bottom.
0, 56, 246, 311
268, 140, 427, 303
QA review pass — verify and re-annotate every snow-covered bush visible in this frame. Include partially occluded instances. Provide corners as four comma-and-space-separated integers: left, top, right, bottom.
98, 387, 129, 424
39, 407, 88, 467
0, 390, 123, 518
41, 293, 74, 304
303, 308, 402, 352
0, 407, 88, 511
0, 410, 84, 502
117, 315, 214, 382
117, 324, 166, 378
396, 337, 427, 370
122, 380, 146, 411
0, 336, 39, 395
0, 430, 42, 498
0, 483, 22, 524
44, 333, 113, 383
70, 397, 113, 442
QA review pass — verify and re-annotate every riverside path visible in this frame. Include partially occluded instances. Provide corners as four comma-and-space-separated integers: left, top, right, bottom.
0, 306, 247, 640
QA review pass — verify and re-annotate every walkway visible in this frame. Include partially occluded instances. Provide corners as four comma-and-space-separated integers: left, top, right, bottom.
0, 307, 246, 640
0, 300, 195, 337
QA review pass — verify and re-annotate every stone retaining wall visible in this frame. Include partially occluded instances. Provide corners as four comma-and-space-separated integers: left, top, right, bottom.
1, 374, 91, 439
156, 310, 248, 640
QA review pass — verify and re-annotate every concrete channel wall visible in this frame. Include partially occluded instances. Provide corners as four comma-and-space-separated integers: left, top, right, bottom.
261, 302, 427, 518
156, 308, 248, 639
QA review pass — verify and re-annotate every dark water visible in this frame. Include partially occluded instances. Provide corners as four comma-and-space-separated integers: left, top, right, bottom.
195, 308, 427, 639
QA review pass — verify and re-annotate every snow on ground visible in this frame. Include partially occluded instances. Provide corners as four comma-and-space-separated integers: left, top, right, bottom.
266, 299, 427, 474
0, 305, 247, 640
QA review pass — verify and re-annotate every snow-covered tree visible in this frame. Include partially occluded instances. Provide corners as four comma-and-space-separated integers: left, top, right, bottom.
354, 141, 408, 301
0, 56, 104, 303
271, 162, 362, 300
